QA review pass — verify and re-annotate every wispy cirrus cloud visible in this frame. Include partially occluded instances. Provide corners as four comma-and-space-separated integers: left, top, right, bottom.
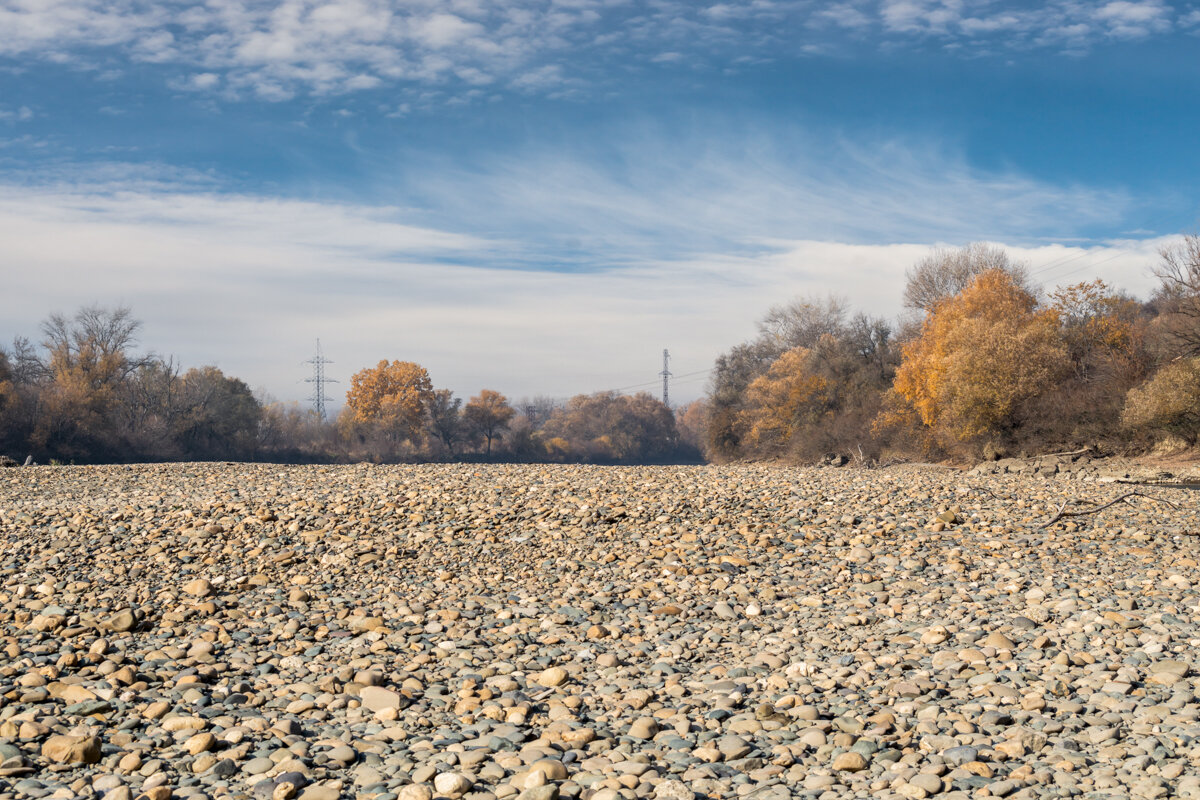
0, 0, 1190, 101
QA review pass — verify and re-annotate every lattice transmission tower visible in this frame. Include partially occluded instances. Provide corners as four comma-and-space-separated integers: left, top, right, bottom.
304, 339, 337, 422
660, 349, 671, 407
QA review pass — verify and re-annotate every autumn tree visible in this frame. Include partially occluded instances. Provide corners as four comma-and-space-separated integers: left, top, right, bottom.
464, 389, 515, 455
32, 305, 154, 460
1050, 280, 1147, 384
674, 399, 709, 458
344, 360, 434, 448
427, 389, 465, 455
705, 339, 781, 460
736, 348, 831, 454
893, 269, 1068, 445
1122, 358, 1200, 443
903, 242, 1034, 313
540, 392, 679, 462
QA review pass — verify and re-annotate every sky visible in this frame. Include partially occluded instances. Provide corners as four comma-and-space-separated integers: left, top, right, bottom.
1, 0, 1198, 408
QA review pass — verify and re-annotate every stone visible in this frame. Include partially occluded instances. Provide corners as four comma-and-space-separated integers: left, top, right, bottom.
360, 685, 404, 712
397, 785, 433, 800
628, 718, 659, 739
41, 735, 101, 764
102, 610, 136, 633
536, 667, 568, 688
183, 578, 214, 597
433, 772, 473, 796
832, 751, 868, 772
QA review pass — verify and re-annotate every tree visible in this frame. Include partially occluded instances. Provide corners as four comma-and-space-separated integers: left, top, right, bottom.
427, 389, 465, 455
736, 347, 831, 455
31, 305, 153, 460
0, 351, 19, 456
345, 360, 434, 446
172, 366, 262, 458
758, 295, 847, 350
893, 269, 1068, 443
464, 389, 515, 455
1122, 358, 1200, 443
1049, 280, 1146, 384
903, 242, 1034, 313
846, 313, 893, 380
540, 392, 679, 462
1150, 233, 1200, 357
705, 339, 781, 460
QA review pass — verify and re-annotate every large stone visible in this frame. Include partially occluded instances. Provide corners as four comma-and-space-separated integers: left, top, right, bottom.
360, 686, 404, 712
183, 578, 214, 597
832, 751, 868, 772
41, 735, 101, 764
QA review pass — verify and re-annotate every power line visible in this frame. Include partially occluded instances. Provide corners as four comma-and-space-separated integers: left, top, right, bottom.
304, 339, 337, 422
1041, 249, 1131, 284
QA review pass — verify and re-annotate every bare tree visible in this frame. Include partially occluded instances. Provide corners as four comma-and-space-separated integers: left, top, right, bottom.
757, 295, 848, 350
903, 242, 1034, 312
427, 389, 464, 454
1151, 234, 1200, 357
847, 312, 892, 379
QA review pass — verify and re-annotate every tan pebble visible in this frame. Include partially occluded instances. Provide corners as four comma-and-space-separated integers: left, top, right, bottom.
41, 735, 101, 765
183, 733, 215, 755
397, 786, 433, 800
832, 751, 867, 772
183, 578, 213, 597
536, 667, 568, 688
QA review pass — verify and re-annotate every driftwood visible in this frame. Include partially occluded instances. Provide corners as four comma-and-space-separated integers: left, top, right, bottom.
1039, 491, 1180, 530
1039, 447, 1095, 459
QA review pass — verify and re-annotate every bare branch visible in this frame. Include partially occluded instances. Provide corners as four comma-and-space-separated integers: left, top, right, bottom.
1038, 491, 1180, 529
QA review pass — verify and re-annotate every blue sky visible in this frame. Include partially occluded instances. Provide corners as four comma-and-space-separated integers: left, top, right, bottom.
1, 0, 1198, 405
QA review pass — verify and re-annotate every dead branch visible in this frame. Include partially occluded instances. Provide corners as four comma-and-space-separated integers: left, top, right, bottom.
1039, 492, 1181, 530
1039, 447, 1094, 459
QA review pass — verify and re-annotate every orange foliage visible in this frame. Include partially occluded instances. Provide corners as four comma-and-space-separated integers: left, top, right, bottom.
464, 389, 516, 455
345, 360, 434, 441
893, 269, 1068, 441
736, 347, 831, 453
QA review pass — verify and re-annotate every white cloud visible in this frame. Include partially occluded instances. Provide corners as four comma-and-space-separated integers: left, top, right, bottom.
812, 3, 873, 30
881, 0, 964, 34
1094, 0, 1172, 37
0, 106, 33, 123
0, 0, 1188, 101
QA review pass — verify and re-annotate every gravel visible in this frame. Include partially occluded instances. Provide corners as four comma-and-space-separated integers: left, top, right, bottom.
0, 461, 1198, 800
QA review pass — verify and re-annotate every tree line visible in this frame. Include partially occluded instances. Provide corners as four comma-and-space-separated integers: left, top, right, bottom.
6, 235, 1200, 466
698, 236, 1200, 463
0, 311, 698, 464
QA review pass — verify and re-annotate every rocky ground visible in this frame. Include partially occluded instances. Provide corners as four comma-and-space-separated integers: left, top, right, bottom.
0, 462, 1198, 800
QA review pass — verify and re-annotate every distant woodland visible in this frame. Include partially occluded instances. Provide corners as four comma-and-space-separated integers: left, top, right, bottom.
4, 235, 1200, 466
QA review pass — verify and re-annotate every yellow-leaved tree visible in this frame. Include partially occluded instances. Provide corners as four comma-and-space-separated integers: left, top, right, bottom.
735, 347, 831, 455
344, 360, 434, 449
463, 389, 516, 455
892, 269, 1068, 443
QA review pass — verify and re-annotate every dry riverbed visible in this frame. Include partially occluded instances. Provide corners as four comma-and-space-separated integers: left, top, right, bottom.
0, 462, 1198, 800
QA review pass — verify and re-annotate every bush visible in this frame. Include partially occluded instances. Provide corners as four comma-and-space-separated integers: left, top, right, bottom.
1122, 358, 1200, 443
